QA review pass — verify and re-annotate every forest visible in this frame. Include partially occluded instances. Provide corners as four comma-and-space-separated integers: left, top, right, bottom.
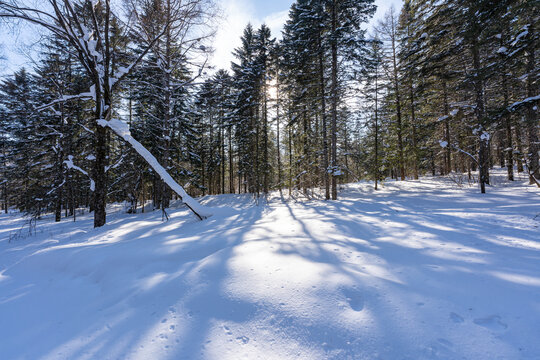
1, 1, 540, 359
0, 0, 538, 227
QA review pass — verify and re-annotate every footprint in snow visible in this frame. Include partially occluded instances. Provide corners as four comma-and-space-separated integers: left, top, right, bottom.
450, 312, 464, 323
342, 288, 364, 311
437, 338, 453, 347
223, 325, 232, 335
236, 336, 250, 344
423, 338, 455, 358
473, 315, 508, 331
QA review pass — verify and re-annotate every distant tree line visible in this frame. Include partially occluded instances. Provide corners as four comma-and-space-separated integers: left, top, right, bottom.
0, 0, 538, 226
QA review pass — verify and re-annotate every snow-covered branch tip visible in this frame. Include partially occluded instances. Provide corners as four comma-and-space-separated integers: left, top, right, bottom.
439, 140, 478, 165
35, 86, 97, 112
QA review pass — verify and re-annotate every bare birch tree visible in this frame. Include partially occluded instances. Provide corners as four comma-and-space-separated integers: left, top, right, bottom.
0, 0, 216, 226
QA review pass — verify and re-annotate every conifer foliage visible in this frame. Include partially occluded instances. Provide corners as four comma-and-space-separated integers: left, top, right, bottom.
0, 0, 538, 225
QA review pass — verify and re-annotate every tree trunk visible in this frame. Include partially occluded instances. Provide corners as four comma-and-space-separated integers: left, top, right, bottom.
501, 70, 514, 180
409, 80, 419, 180
470, 31, 489, 193
330, 0, 338, 200
374, 68, 380, 190
442, 80, 452, 175
303, 106, 309, 195
525, 21, 540, 186
2, 137, 8, 213
288, 118, 293, 197
390, 14, 405, 181
276, 81, 282, 194
228, 126, 234, 194
263, 80, 269, 194
515, 124, 525, 173
505, 115, 514, 181
93, 88, 108, 227
498, 12, 514, 181
54, 104, 65, 222
318, 31, 330, 199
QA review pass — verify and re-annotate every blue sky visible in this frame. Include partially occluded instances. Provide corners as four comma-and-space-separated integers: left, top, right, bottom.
246, 0, 401, 21
0, 0, 403, 76
250, 0, 293, 19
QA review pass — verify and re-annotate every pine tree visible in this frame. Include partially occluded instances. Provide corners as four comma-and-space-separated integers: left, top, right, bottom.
325, 0, 376, 198
0, 69, 40, 213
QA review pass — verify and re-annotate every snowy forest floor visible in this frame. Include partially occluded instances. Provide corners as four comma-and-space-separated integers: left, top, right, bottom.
1, 170, 539, 360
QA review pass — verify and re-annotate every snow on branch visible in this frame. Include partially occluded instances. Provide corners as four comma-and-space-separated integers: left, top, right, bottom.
109, 23, 172, 92
105, 152, 126, 172
507, 94, 540, 112
46, 180, 66, 196
439, 140, 478, 165
35, 86, 96, 112
64, 155, 95, 191
97, 119, 212, 220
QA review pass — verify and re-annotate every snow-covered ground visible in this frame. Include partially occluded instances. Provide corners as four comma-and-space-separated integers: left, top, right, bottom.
1, 171, 539, 360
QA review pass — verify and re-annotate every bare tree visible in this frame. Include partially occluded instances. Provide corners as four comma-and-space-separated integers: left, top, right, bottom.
377, 7, 405, 181
0, 0, 215, 225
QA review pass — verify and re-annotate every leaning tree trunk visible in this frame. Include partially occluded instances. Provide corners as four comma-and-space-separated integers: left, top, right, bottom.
99, 119, 212, 220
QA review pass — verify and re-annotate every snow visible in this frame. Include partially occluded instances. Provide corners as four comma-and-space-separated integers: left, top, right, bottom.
111, 66, 133, 87
439, 140, 448, 148
511, 27, 529, 47
508, 94, 540, 112
81, 25, 92, 42
1, 171, 539, 359
87, 39, 102, 61
437, 115, 449, 122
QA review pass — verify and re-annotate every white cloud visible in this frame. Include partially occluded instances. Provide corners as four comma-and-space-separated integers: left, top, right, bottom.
0, 22, 42, 76
263, 9, 289, 40
370, 0, 403, 28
